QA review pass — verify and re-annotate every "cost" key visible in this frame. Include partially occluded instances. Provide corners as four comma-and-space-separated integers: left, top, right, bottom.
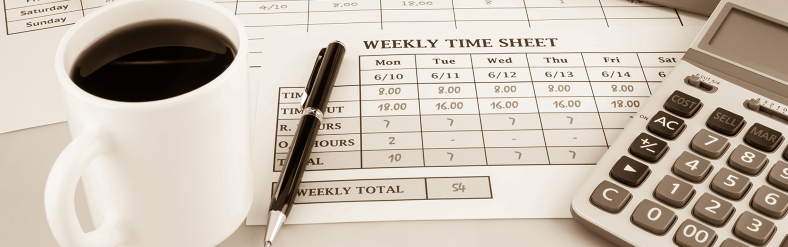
664, 90, 702, 118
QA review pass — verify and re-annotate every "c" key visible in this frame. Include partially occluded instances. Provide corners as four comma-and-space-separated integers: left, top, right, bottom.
591, 180, 632, 213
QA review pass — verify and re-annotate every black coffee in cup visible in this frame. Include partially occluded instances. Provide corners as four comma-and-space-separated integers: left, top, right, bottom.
70, 20, 236, 102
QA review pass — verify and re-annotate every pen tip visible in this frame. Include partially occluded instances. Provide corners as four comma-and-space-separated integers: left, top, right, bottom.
265, 211, 286, 247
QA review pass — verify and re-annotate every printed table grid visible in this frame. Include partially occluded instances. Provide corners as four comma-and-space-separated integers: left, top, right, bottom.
271, 176, 493, 204
272, 51, 684, 171
4, 0, 690, 35
4, 0, 108, 35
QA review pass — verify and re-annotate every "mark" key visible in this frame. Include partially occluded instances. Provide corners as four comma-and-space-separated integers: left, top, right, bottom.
744, 123, 784, 152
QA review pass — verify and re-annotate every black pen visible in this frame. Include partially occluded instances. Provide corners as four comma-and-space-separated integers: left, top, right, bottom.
264, 41, 345, 247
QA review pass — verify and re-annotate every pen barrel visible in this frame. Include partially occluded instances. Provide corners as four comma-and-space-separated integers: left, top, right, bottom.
303, 42, 345, 112
270, 114, 321, 215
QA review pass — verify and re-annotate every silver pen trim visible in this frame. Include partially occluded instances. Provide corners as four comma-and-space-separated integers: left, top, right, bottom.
302, 107, 323, 121
264, 210, 287, 247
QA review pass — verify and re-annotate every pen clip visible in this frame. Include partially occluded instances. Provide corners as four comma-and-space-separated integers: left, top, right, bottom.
301, 48, 327, 108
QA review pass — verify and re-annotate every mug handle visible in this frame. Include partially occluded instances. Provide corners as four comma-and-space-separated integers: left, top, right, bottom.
45, 123, 126, 247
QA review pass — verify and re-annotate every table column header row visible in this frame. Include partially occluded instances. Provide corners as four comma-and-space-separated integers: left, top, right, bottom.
359, 52, 685, 70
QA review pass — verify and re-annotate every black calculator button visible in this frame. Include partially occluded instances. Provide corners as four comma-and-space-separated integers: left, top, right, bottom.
631, 199, 677, 235
675, 219, 717, 247
692, 193, 734, 227
630, 133, 669, 163
690, 129, 730, 159
767, 161, 788, 192
719, 239, 747, 247
672, 152, 713, 183
647, 111, 686, 140
710, 168, 752, 200
610, 156, 650, 187
780, 234, 788, 247
744, 123, 784, 152
654, 175, 694, 208
706, 107, 745, 136
664, 90, 702, 118
733, 211, 776, 246
728, 145, 768, 175
590, 180, 632, 213
783, 146, 788, 161
751, 185, 788, 219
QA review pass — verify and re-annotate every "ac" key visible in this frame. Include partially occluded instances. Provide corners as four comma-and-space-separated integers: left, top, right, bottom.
648, 111, 686, 140
630, 132, 669, 163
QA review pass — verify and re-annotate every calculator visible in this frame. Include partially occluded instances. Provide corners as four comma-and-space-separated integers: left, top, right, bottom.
643, 0, 720, 16
570, 1, 788, 247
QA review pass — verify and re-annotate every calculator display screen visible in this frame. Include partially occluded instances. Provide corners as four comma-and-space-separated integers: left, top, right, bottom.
708, 8, 788, 78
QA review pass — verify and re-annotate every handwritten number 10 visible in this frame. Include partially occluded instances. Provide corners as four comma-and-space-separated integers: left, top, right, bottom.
388, 153, 401, 162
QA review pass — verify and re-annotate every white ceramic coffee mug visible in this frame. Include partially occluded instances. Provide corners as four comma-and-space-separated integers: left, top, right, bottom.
46, 0, 252, 246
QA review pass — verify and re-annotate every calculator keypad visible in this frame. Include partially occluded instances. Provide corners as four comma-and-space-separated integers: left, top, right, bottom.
706, 107, 746, 136
691, 193, 734, 226
783, 148, 788, 162
665, 90, 702, 118
768, 161, 788, 191
589, 180, 632, 213
675, 219, 717, 247
690, 129, 730, 159
574, 75, 788, 247
672, 152, 713, 183
610, 156, 650, 187
647, 111, 686, 140
653, 175, 694, 208
631, 199, 677, 235
718, 239, 748, 247
733, 211, 776, 246
728, 145, 769, 175
710, 168, 752, 200
750, 185, 788, 219
629, 133, 669, 163
744, 123, 784, 152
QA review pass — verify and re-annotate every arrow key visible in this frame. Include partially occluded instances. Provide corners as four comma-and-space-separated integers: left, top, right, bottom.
610, 156, 651, 187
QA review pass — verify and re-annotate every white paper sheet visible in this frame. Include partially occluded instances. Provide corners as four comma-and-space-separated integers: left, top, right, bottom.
0, 0, 706, 133
248, 26, 702, 225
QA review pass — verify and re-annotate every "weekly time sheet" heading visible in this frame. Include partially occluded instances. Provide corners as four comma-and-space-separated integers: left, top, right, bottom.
363, 38, 559, 49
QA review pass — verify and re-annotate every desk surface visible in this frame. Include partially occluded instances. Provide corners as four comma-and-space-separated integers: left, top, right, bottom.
0, 122, 614, 247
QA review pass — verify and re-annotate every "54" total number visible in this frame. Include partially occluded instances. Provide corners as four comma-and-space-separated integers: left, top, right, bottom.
452, 183, 466, 192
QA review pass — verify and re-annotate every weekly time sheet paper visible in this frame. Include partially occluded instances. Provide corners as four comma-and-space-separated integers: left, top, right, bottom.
0, 0, 707, 134
247, 26, 702, 225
